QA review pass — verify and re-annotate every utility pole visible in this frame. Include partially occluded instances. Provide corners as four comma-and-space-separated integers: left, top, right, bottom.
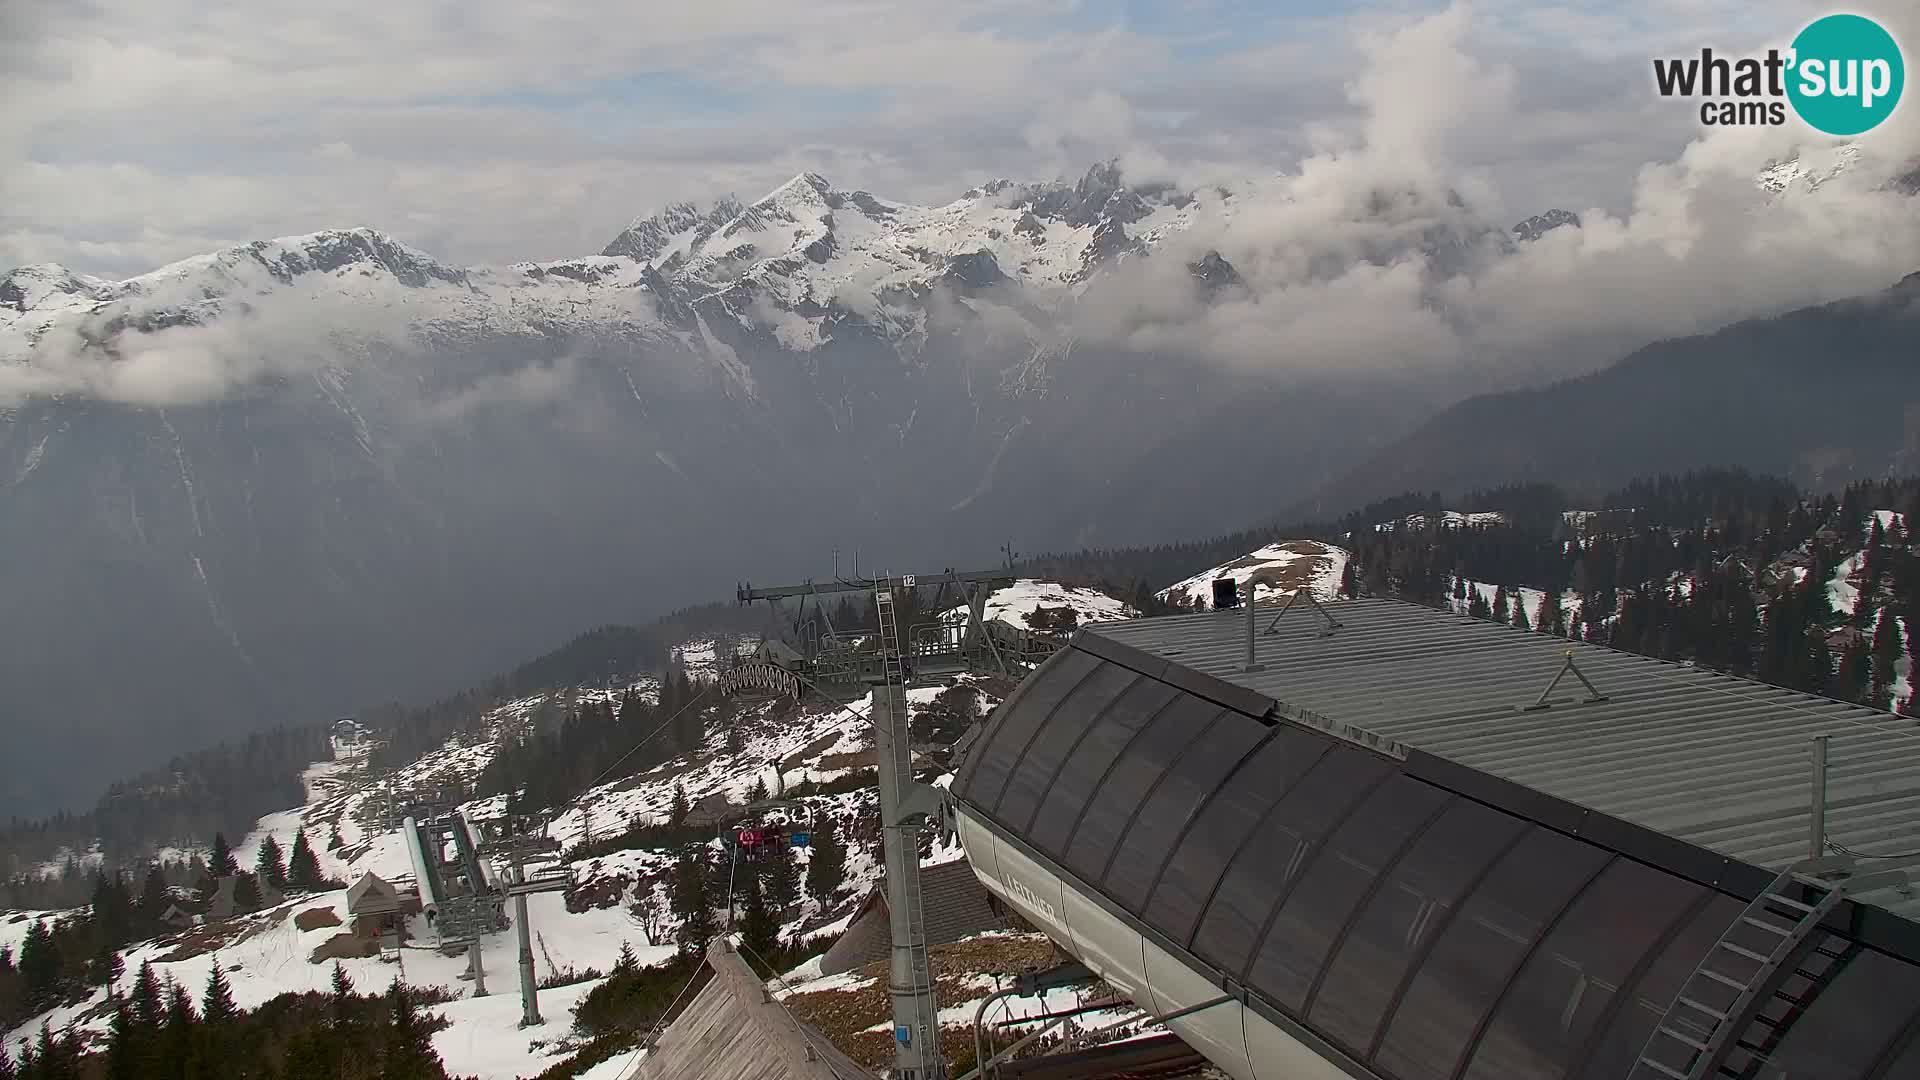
480, 814, 567, 1028
736, 570, 1023, 1080
872, 582, 946, 1080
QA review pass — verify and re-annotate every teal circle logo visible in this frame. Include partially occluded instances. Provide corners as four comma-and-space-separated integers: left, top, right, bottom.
1787, 14, 1904, 135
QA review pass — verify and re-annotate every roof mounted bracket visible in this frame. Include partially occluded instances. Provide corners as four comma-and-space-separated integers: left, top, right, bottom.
1524, 649, 1609, 712
1261, 588, 1343, 638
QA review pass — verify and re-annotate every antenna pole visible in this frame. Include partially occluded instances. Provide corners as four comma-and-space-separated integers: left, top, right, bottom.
1809, 735, 1830, 860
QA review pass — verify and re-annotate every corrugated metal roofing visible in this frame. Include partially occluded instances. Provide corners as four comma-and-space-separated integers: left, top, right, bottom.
1086, 598, 1920, 923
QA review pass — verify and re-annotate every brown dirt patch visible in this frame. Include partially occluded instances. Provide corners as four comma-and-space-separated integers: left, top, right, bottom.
780, 731, 845, 772
294, 907, 343, 931
811, 750, 872, 773
782, 934, 1060, 1070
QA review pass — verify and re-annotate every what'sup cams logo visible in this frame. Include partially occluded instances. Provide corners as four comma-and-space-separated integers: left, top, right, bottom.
1653, 13, 1904, 134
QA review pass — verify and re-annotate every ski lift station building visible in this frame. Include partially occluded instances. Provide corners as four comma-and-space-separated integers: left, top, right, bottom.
950, 597, 1920, 1080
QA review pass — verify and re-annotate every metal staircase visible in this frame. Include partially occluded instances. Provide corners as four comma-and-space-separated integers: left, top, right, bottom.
1630, 855, 1881, 1080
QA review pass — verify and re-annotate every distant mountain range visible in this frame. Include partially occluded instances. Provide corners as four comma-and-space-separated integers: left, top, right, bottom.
1300, 271, 1920, 515
0, 153, 1912, 816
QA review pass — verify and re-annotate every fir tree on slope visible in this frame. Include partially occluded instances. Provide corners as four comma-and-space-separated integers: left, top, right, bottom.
208, 833, 238, 879
287, 829, 323, 891
1871, 607, 1902, 710
233, 872, 263, 913
255, 836, 287, 891
804, 815, 847, 902
138, 865, 169, 923
670, 848, 715, 956
766, 838, 799, 915
738, 877, 780, 962
382, 982, 445, 1080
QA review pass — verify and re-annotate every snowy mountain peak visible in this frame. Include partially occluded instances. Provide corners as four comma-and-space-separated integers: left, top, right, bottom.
134, 226, 471, 295
0, 263, 118, 314
1512, 208, 1580, 242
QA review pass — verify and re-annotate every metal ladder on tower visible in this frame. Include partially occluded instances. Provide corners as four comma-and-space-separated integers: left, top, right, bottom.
1630, 854, 1896, 1080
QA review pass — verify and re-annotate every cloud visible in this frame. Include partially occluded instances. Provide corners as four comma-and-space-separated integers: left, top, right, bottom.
5, 0, 1915, 407
418, 355, 580, 424
1059, 2, 1920, 384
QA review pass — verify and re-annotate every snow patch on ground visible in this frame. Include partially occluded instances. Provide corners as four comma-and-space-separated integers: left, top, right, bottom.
1159, 540, 1349, 607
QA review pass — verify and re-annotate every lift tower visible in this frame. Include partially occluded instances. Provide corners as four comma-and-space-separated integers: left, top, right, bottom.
737, 568, 1047, 1080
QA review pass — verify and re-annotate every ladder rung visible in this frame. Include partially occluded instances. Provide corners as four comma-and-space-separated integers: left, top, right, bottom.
1677, 996, 1728, 1021
1658, 1025, 1711, 1051
1718, 942, 1772, 963
1636, 1058, 1690, 1079
1741, 915, 1794, 935
1762, 892, 1816, 913
1698, 969, 1747, 990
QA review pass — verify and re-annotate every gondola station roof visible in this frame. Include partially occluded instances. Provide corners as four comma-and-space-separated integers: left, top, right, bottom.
951, 597, 1920, 1080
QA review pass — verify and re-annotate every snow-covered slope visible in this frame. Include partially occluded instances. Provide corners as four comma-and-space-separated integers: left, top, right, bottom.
1158, 540, 1351, 607
940, 578, 1139, 632
2, 650, 1019, 1076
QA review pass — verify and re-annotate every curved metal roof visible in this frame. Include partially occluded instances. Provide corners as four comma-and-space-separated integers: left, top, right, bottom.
1083, 598, 1920, 926
951, 606, 1920, 1080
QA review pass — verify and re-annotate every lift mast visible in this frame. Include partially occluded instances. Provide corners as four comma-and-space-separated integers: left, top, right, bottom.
737, 568, 1024, 1080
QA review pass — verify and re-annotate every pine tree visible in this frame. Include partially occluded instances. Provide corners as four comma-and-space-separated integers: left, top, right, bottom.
1491, 585, 1510, 624
1871, 606, 1902, 710
105, 996, 139, 1080
1807, 634, 1835, 697
1537, 588, 1567, 636
804, 816, 846, 902
1467, 589, 1491, 620
233, 872, 262, 912
208, 833, 238, 878
614, 942, 638, 975
668, 784, 691, 827
287, 830, 323, 891
33, 1024, 70, 1080
1338, 561, 1359, 599
138, 865, 170, 922
255, 836, 287, 890
327, 824, 344, 851
1511, 592, 1531, 630
19, 920, 57, 1005
201, 960, 236, 1024
132, 961, 164, 1029
382, 982, 443, 1080
87, 943, 122, 988
738, 878, 779, 961
766, 838, 799, 914
1835, 637, 1872, 703
330, 962, 356, 1027
0, 1042, 12, 1080
162, 978, 197, 1080
748, 776, 770, 804
670, 850, 714, 956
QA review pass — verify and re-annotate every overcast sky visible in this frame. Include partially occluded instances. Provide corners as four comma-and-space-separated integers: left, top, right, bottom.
8, 0, 1907, 279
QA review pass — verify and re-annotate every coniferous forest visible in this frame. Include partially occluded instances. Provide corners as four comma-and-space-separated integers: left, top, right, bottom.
1, 959, 471, 1080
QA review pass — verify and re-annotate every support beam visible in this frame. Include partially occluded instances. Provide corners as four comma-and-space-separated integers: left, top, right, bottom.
874, 627, 946, 1080
515, 877, 541, 1026
740, 570, 1011, 603
468, 941, 488, 997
